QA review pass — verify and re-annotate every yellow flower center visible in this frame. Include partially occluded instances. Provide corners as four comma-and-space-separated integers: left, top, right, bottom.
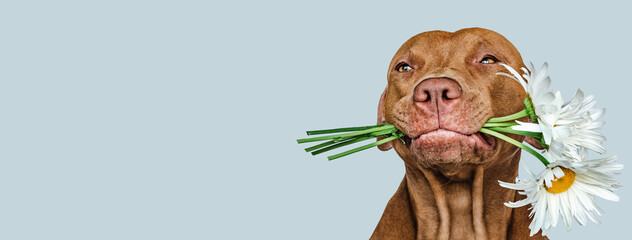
544, 167, 576, 194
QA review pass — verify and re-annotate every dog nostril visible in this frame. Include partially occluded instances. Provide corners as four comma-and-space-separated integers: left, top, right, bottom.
423, 91, 431, 102
443, 87, 461, 100
413, 90, 431, 102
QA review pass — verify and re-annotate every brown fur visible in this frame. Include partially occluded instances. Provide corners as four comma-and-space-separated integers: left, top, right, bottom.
371, 28, 548, 240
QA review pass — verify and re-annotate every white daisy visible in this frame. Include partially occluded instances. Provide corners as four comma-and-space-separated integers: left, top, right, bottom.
498, 62, 559, 120
499, 63, 607, 155
511, 89, 606, 156
551, 89, 606, 154
499, 154, 622, 236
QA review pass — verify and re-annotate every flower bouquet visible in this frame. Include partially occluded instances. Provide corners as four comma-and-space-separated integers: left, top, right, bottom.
297, 62, 622, 236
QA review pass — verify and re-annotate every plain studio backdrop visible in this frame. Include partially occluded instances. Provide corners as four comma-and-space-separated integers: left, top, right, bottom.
1, 1, 630, 239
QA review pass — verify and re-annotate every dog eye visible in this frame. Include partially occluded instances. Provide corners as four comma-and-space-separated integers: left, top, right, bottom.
480, 56, 499, 64
396, 63, 413, 72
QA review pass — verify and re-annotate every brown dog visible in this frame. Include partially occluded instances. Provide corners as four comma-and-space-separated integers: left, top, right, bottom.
371, 28, 548, 240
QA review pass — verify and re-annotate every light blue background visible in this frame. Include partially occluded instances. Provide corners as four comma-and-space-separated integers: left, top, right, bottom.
0, 1, 630, 239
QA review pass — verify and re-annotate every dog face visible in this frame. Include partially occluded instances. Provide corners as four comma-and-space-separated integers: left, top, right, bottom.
378, 28, 527, 176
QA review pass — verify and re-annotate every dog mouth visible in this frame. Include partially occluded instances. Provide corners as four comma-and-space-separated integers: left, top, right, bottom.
402, 129, 496, 151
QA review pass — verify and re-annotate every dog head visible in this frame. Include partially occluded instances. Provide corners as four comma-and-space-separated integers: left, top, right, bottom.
378, 28, 528, 178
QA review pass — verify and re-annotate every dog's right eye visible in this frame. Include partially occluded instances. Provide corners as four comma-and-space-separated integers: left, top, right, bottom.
396, 63, 413, 72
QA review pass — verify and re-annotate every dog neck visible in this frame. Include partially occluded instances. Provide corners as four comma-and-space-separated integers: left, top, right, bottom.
403, 153, 522, 240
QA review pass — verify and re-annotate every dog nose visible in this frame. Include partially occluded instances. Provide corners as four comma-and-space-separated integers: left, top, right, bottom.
413, 77, 462, 110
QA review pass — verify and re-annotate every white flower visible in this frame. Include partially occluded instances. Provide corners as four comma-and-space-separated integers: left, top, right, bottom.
499, 63, 607, 156
499, 62, 559, 118
499, 154, 622, 236
551, 90, 606, 154
511, 89, 606, 156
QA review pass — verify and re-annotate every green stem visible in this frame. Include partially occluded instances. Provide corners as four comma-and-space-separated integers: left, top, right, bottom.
482, 122, 519, 128
304, 140, 338, 152
486, 109, 528, 123
305, 128, 397, 153
297, 125, 395, 143
368, 128, 397, 137
306, 124, 387, 135
485, 127, 543, 138
312, 136, 372, 155
524, 96, 538, 123
479, 128, 549, 166
328, 132, 404, 161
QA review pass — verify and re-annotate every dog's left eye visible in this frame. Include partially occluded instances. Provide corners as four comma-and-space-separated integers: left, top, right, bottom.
480, 56, 499, 64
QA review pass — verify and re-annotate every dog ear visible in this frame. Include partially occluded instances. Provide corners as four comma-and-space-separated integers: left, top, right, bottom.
377, 87, 393, 151
524, 136, 545, 150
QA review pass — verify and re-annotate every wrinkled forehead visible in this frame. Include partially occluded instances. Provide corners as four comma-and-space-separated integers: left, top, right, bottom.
392, 28, 523, 65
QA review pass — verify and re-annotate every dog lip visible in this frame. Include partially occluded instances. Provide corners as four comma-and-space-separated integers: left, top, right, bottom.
408, 128, 475, 139
472, 131, 496, 150
405, 128, 496, 150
